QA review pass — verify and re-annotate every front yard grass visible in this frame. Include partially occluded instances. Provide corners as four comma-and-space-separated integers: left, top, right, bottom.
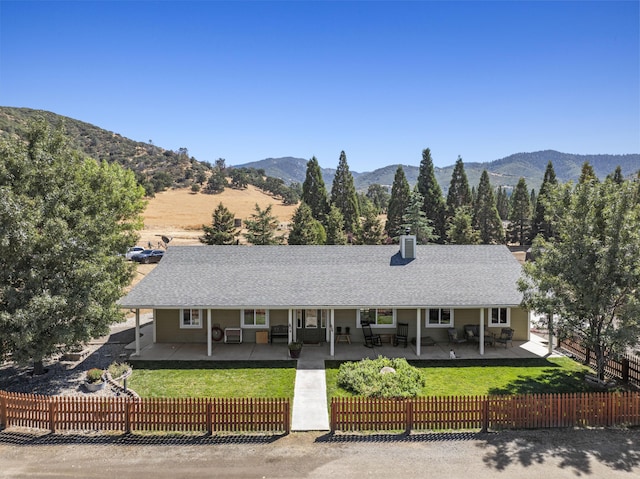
126, 360, 297, 398
326, 357, 594, 399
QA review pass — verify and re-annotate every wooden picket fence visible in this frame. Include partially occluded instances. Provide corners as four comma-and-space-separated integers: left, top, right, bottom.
331, 392, 640, 432
0, 391, 289, 434
559, 338, 640, 388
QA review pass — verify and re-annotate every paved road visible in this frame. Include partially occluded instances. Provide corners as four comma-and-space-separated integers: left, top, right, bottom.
1, 428, 638, 478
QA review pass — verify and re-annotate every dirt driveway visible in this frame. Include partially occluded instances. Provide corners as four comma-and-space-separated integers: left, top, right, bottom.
1, 428, 639, 478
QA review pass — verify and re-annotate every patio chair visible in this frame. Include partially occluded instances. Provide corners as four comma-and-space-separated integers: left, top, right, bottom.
362, 322, 382, 348
447, 328, 467, 345
495, 328, 514, 348
393, 322, 409, 348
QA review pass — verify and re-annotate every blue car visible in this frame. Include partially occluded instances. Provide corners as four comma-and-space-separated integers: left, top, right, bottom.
131, 249, 164, 264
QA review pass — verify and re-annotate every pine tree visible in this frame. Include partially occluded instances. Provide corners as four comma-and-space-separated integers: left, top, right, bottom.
385, 165, 411, 240
325, 205, 348, 245
359, 203, 386, 245
330, 151, 360, 234
288, 202, 326, 245
200, 202, 238, 245
416, 148, 446, 243
608, 165, 624, 185
533, 161, 558, 240
473, 170, 504, 244
243, 203, 283, 245
530, 188, 537, 211
446, 156, 473, 217
507, 177, 532, 246
578, 161, 598, 184
446, 206, 480, 244
496, 186, 509, 220
401, 189, 437, 244
301, 156, 329, 222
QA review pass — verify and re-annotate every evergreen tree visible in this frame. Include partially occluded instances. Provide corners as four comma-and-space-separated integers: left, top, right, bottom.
473, 170, 504, 244
530, 188, 537, 211
446, 156, 473, 217
533, 161, 558, 240
401, 189, 437, 244
578, 161, 598, 184
385, 165, 411, 240
359, 203, 386, 245
607, 165, 624, 185
330, 151, 360, 234
243, 203, 283, 245
301, 156, 329, 222
0, 121, 146, 374
288, 202, 326, 245
416, 148, 446, 243
446, 206, 481, 244
507, 177, 532, 246
325, 205, 348, 245
496, 186, 509, 220
200, 202, 238, 245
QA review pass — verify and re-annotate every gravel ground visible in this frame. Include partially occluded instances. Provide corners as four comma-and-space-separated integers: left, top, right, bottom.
0, 315, 152, 397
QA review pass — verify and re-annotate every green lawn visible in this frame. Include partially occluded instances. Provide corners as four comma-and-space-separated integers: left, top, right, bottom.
126, 361, 297, 398
326, 357, 594, 398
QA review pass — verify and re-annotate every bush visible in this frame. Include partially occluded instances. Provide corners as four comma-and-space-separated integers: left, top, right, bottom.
337, 356, 424, 398
86, 368, 104, 383
108, 361, 131, 379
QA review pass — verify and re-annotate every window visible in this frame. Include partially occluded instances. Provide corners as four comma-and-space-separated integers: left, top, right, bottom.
490, 308, 510, 326
180, 309, 202, 329
295, 309, 329, 328
359, 308, 395, 327
242, 309, 268, 327
425, 308, 453, 327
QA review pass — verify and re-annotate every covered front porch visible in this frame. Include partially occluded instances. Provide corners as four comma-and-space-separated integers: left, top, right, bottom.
125, 322, 555, 362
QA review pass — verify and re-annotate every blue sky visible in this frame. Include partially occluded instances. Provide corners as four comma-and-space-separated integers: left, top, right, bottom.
1, 1, 638, 171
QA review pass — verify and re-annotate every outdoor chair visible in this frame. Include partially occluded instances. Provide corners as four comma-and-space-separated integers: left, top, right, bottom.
495, 328, 514, 348
393, 322, 409, 348
362, 322, 382, 348
447, 328, 467, 345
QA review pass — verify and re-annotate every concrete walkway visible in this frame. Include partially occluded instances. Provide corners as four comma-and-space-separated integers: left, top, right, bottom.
291, 358, 330, 431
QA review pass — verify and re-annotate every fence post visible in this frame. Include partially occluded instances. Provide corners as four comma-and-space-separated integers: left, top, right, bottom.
405, 400, 414, 434
481, 397, 489, 432
49, 400, 57, 434
284, 399, 290, 434
622, 358, 630, 384
125, 400, 132, 434
206, 401, 213, 436
0, 392, 6, 430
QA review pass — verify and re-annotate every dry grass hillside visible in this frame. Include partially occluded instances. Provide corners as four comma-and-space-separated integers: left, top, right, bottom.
138, 185, 298, 248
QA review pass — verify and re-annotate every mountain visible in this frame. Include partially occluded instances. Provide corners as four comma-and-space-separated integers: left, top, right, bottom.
236, 151, 639, 194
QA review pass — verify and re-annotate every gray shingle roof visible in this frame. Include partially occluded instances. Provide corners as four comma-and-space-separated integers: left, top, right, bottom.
118, 244, 524, 309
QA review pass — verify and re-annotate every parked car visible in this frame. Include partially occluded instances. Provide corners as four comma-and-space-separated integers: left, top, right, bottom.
125, 246, 145, 260
131, 249, 164, 264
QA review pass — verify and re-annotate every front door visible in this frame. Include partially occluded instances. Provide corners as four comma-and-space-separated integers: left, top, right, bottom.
296, 309, 327, 343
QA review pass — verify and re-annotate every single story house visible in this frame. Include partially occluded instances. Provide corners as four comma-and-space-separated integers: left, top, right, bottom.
118, 236, 529, 358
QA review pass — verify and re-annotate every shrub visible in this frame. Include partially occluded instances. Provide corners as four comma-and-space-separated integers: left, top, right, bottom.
86, 368, 104, 383
108, 361, 131, 379
337, 356, 424, 398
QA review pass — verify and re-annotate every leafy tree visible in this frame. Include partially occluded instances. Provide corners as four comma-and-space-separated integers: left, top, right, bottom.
230, 168, 249, 189
359, 203, 387, 245
330, 151, 360, 234
401, 189, 437, 244
200, 202, 238, 245
385, 165, 411, 240
204, 168, 227, 194
446, 206, 480, 244
325, 205, 348, 245
0, 121, 146, 374
519, 178, 640, 380
243, 203, 283, 245
301, 156, 329, 222
416, 148, 446, 242
533, 160, 558, 240
366, 183, 390, 214
445, 156, 472, 218
507, 177, 532, 246
473, 170, 504, 244
288, 202, 326, 245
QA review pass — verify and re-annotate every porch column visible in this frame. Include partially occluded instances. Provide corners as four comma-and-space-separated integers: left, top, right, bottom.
479, 308, 485, 356
330, 309, 335, 357
415, 309, 421, 357
288, 309, 293, 343
134, 308, 140, 356
207, 309, 212, 356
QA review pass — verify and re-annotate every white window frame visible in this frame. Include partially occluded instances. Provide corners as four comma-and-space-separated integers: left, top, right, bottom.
424, 308, 454, 327
490, 307, 510, 327
180, 308, 202, 329
357, 308, 396, 327
242, 308, 269, 328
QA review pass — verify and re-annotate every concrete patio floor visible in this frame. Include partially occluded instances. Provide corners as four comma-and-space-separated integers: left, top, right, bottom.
126, 323, 558, 362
